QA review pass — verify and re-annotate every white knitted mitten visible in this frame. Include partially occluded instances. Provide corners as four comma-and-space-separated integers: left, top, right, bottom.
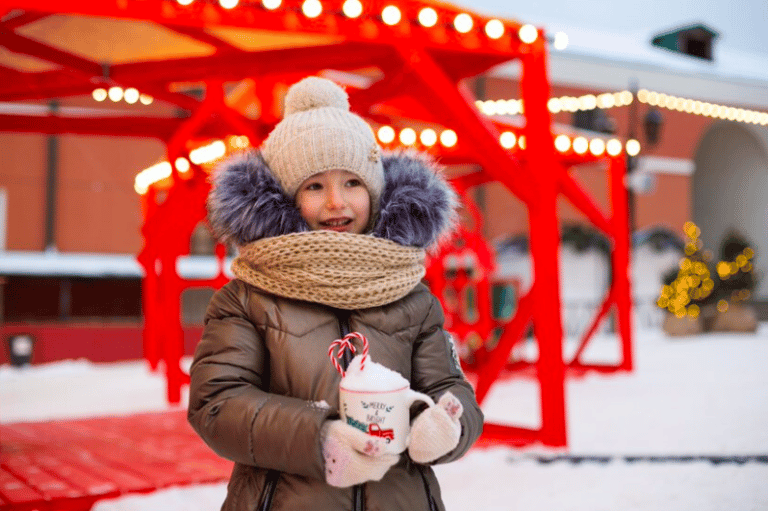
407, 391, 463, 464
321, 420, 400, 488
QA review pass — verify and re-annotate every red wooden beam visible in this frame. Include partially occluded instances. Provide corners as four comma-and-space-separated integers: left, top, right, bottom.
0, 113, 178, 138
0, 10, 49, 29
0, 27, 104, 76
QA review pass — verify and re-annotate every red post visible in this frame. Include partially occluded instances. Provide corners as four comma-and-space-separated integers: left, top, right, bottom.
609, 155, 634, 371
520, 34, 567, 447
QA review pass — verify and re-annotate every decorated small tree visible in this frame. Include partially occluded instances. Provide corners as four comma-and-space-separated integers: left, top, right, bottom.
657, 221, 717, 335
711, 230, 758, 332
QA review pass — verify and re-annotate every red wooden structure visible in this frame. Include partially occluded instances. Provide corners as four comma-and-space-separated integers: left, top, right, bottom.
1, 0, 633, 452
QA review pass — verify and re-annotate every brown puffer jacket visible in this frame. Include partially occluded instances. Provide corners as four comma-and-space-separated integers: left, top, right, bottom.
188, 279, 483, 511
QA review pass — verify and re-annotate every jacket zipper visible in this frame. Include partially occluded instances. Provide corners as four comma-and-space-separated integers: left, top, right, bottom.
334, 308, 366, 511
257, 469, 280, 511
418, 465, 439, 511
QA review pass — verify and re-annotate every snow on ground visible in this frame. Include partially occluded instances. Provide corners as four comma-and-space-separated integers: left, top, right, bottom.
2, 325, 768, 511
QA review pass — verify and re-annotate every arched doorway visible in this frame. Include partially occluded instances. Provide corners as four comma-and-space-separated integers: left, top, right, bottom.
693, 121, 768, 298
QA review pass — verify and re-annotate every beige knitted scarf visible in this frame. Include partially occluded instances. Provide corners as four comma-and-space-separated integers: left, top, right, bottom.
231, 231, 426, 310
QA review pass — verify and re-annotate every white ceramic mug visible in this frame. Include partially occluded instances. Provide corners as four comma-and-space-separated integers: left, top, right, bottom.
339, 385, 435, 454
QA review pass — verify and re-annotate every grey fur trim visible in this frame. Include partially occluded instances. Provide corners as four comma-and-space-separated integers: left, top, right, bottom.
206, 150, 457, 250
374, 151, 458, 250
206, 151, 308, 246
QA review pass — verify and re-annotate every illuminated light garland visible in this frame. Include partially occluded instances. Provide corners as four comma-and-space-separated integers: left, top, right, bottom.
572, 136, 588, 155
606, 138, 622, 156
174, 157, 191, 174
262, 0, 281, 9
92, 88, 108, 102
176, 0, 194, 5
219, 0, 239, 8
589, 138, 605, 156
139, 93, 154, 105
638, 88, 768, 126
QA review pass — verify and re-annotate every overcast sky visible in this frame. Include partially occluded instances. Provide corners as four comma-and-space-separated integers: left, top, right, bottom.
459, 0, 768, 57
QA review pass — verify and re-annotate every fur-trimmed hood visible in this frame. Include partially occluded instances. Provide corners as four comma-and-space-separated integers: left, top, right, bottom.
207, 150, 457, 250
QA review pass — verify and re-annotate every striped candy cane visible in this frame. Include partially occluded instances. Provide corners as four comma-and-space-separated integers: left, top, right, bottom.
328, 332, 369, 377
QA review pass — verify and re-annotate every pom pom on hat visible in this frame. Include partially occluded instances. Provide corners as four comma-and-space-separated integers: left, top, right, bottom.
284, 76, 350, 115
261, 76, 384, 214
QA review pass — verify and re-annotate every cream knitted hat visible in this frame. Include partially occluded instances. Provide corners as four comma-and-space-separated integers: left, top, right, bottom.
261, 76, 384, 207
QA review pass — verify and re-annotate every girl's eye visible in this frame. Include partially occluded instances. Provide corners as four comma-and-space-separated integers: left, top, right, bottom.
346, 179, 362, 187
304, 182, 322, 191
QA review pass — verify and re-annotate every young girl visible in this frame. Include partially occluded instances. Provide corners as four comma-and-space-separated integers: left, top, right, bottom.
188, 76, 483, 511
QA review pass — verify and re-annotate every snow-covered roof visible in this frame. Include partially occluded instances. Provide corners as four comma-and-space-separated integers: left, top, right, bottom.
456, 0, 768, 108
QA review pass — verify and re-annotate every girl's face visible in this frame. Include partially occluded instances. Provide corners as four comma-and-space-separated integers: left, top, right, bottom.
296, 169, 371, 235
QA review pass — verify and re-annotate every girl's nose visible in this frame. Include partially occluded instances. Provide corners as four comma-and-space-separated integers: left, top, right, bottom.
325, 184, 345, 209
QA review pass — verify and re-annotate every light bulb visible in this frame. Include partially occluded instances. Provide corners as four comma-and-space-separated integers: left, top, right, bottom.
554, 135, 571, 152
92, 88, 107, 102
377, 126, 395, 144
108, 86, 124, 102
485, 19, 504, 39
342, 0, 362, 17
418, 7, 438, 27
454, 13, 473, 33
420, 129, 437, 146
302, 0, 322, 18
399, 128, 417, 145
553, 31, 568, 50
440, 129, 457, 148
499, 131, 516, 149
382, 5, 401, 25
219, 0, 238, 8
518, 24, 537, 43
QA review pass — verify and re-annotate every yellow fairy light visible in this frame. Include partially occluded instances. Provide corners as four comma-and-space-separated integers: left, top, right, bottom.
680, 258, 692, 272
554, 134, 571, 152
175, 157, 191, 175
124, 88, 140, 104
744, 247, 754, 259
399, 127, 417, 146
687, 304, 700, 318
736, 254, 747, 267
606, 139, 622, 156
302, 0, 322, 17
381, 5, 402, 25
547, 98, 562, 113
573, 136, 588, 155
716, 261, 730, 278
419, 129, 437, 147
342, 0, 362, 17
440, 129, 457, 148
453, 13, 473, 33
92, 88, 108, 102
589, 138, 605, 156
625, 139, 640, 156
518, 24, 538, 43
377, 125, 395, 144
139, 94, 153, 105
717, 299, 729, 313
499, 131, 516, 149
553, 31, 568, 50
108, 86, 124, 102
485, 19, 505, 39
418, 7, 438, 27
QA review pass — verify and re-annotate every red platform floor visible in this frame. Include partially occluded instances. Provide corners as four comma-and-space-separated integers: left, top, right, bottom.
0, 411, 233, 511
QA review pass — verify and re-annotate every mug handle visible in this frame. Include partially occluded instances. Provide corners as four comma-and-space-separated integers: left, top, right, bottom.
405, 389, 435, 409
